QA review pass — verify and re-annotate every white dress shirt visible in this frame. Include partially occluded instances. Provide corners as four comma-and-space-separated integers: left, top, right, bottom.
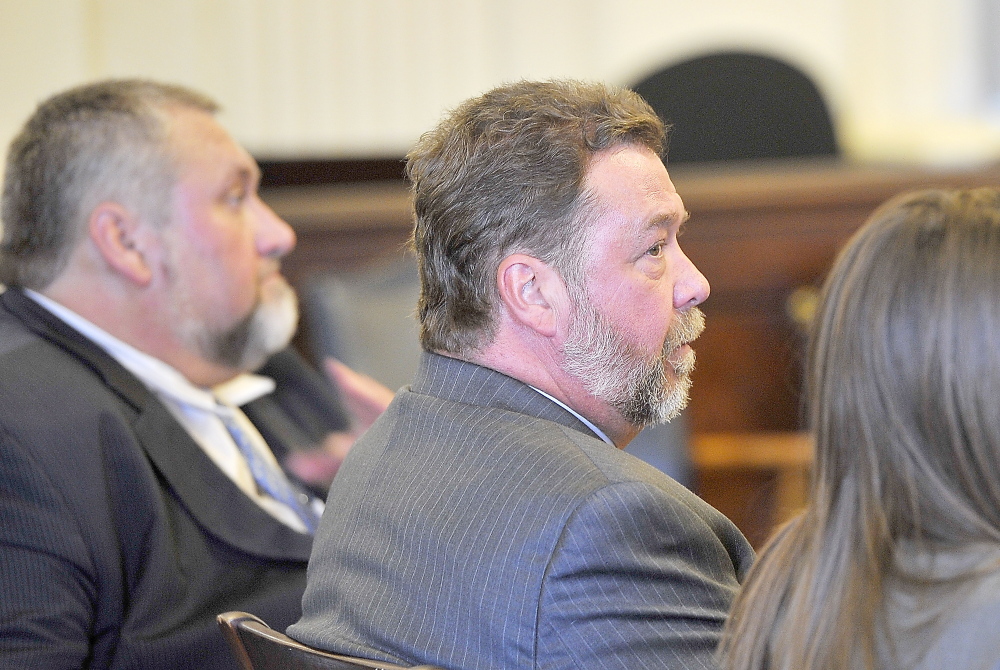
529, 385, 615, 446
26, 290, 321, 533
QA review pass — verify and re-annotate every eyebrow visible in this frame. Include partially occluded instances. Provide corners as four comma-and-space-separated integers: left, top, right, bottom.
232, 165, 260, 189
647, 209, 690, 230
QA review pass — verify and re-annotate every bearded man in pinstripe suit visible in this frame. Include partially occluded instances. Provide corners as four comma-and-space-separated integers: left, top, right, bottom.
291, 80, 754, 670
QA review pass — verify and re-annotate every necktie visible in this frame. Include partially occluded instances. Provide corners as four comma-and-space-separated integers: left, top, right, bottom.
216, 403, 320, 534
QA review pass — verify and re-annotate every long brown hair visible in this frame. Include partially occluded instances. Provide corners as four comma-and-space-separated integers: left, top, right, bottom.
720, 188, 1000, 669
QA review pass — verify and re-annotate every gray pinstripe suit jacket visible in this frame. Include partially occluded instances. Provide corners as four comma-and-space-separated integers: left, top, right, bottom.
291, 352, 753, 670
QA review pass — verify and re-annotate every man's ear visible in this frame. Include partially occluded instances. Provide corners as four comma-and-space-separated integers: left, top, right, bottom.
496, 254, 569, 338
87, 202, 154, 286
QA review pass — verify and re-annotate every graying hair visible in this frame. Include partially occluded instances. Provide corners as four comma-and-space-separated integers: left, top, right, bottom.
0, 79, 218, 288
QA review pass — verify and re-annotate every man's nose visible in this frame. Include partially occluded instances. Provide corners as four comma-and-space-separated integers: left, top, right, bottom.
254, 196, 296, 258
674, 249, 710, 310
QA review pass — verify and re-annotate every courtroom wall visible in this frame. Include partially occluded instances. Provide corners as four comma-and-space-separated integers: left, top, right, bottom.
1, 0, 1000, 166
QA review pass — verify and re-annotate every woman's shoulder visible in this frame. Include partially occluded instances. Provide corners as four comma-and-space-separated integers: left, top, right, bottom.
887, 542, 1000, 670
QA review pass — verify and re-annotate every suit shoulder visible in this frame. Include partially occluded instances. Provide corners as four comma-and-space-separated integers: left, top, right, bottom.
0, 316, 140, 504
0, 303, 37, 356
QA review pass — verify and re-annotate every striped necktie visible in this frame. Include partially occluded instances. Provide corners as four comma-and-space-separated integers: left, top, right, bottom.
215, 403, 320, 534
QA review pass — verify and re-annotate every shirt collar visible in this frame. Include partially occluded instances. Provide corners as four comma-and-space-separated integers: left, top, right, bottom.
528, 385, 615, 446
25, 289, 275, 409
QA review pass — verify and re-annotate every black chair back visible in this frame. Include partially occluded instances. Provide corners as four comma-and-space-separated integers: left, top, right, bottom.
633, 51, 838, 163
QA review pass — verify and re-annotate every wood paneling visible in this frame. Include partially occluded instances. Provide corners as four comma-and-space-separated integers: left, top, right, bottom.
263, 158, 1000, 546
691, 432, 812, 548
674, 158, 1000, 433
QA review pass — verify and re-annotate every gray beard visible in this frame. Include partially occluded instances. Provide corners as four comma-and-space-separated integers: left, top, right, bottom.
180, 279, 299, 373
562, 301, 704, 427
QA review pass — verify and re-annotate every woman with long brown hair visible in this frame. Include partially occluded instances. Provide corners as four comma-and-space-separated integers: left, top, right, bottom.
720, 188, 1000, 669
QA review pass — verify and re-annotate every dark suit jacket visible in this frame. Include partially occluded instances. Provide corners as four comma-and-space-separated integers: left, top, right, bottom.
0, 288, 343, 669
290, 352, 754, 670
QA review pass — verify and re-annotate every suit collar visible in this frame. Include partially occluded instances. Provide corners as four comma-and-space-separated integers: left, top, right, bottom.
413, 351, 604, 442
1, 287, 313, 562
2, 288, 149, 410
133, 402, 313, 560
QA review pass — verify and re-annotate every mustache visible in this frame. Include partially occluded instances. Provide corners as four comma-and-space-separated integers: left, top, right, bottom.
664, 307, 706, 352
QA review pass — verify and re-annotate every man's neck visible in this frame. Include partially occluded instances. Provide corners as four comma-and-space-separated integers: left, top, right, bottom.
37, 283, 243, 388
467, 340, 639, 449
26, 289, 235, 393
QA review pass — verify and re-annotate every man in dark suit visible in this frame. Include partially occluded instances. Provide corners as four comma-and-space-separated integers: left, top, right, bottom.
290, 80, 754, 669
0, 80, 382, 668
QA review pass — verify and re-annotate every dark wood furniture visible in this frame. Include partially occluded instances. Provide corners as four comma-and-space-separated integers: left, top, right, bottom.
217, 611, 442, 670
263, 158, 1000, 547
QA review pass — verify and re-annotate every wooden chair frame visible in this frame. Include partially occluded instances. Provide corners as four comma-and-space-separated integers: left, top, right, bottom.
217, 611, 441, 670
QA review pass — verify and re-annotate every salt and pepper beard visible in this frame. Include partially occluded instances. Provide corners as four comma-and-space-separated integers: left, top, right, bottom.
562, 298, 705, 427
174, 275, 299, 374
203, 277, 299, 371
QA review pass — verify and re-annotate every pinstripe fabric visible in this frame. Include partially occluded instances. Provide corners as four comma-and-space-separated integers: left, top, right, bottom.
0, 289, 330, 669
291, 352, 753, 670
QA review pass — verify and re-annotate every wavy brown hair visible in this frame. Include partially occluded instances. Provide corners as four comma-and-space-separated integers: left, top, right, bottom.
406, 79, 665, 356
720, 188, 1000, 669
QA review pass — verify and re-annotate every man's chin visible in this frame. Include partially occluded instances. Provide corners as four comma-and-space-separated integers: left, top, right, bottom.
645, 372, 692, 426
206, 287, 299, 372
248, 289, 300, 364
260, 272, 293, 303
668, 347, 697, 379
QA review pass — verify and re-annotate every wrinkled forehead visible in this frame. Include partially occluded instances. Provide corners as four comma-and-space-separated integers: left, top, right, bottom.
579, 145, 684, 237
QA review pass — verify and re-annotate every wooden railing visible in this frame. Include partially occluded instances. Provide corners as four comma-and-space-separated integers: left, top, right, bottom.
691, 431, 813, 547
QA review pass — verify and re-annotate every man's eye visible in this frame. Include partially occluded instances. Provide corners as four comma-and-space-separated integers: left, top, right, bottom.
646, 242, 664, 257
226, 188, 247, 207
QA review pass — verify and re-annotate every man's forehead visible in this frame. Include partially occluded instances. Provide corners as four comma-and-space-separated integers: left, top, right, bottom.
583, 147, 685, 227
585, 145, 674, 190
164, 107, 258, 179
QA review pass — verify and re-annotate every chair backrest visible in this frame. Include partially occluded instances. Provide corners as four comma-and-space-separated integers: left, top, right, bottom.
217, 612, 442, 670
632, 50, 838, 163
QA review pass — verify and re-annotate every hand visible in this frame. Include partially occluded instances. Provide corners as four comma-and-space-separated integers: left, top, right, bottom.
283, 360, 395, 489
284, 430, 356, 488
324, 358, 395, 431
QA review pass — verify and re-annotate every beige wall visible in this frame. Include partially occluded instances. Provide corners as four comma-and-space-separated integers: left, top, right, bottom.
2, 0, 999, 165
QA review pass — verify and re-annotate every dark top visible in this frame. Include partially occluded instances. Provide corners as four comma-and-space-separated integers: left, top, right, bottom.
0, 288, 344, 669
